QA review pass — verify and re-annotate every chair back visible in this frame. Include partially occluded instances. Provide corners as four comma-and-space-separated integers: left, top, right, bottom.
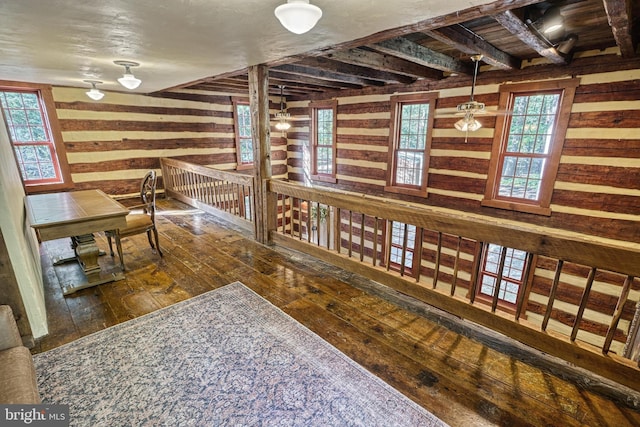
140, 170, 157, 222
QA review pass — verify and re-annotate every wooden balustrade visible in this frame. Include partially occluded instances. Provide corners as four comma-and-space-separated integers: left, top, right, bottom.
268, 179, 640, 392
160, 158, 256, 235
157, 159, 640, 391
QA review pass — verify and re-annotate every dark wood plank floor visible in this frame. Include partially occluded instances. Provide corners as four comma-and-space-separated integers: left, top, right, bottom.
32, 199, 640, 427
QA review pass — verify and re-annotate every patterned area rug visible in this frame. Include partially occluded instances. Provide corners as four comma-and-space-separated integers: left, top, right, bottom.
34, 282, 447, 426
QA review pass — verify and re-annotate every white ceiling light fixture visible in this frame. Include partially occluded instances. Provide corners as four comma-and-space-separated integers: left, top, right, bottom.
274, 0, 322, 35
114, 60, 142, 90
274, 85, 291, 132
84, 80, 105, 101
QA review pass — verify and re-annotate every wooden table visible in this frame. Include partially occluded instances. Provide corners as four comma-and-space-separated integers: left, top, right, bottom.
25, 189, 129, 295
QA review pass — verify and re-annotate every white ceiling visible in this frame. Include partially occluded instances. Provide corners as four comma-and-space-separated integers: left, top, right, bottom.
0, 0, 495, 94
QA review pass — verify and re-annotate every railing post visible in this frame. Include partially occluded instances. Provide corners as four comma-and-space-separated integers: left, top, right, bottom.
248, 64, 272, 244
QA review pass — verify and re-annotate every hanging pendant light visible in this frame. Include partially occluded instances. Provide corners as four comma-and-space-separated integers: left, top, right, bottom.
114, 60, 142, 90
275, 0, 322, 34
274, 85, 291, 131
84, 80, 105, 101
454, 54, 484, 142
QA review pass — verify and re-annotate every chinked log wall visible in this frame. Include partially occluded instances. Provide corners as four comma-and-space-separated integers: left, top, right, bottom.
284, 64, 640, 369
160, 159, 640, 393
268, 179, 640, 393
51, 88, 287, 196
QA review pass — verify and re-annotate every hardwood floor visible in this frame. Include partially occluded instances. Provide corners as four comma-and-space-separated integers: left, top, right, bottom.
32, 198, 640, 427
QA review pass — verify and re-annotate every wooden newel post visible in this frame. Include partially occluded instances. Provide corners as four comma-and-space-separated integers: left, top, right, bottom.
248, 64, 275, 245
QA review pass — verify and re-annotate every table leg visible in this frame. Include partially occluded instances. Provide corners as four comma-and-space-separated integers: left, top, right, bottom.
60, 234, 125, 296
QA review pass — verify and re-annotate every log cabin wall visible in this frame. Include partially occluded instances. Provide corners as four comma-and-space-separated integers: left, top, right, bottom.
284, 65, 640, 354
52, 87, 287, 197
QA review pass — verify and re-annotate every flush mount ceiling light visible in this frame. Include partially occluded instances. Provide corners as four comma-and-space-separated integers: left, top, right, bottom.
274, 0, 322, 34
114, 60, 142, 90
274, 85, 291, 131
84, 80, 104, 101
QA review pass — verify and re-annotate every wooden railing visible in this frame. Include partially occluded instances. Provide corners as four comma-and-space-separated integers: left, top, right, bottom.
160, 158, 256, 235
268, 179, 640, 392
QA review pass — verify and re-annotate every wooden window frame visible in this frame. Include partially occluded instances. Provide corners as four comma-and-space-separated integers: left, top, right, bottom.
0, 81, 72, 194
474, 243, 534, 315
232, 97, 254, 171
310, 99, 337, 183
385, 92, 437, 198
482, 78, 579, 216
381, 220, 420, 276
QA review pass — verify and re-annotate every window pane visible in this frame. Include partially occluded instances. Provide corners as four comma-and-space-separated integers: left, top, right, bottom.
495, 91, 561, 202
395, 151, 423, 186
390, 222, 416, 268
479, 244, 528, 306
1, 89, 64, 184
313, 106, 334, 176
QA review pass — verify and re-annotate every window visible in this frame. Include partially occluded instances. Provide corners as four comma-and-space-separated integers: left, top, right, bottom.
0, 82, 71, 192
386, 93, 436, 197
482, 79, 579, 215
388, 221, 417, 274
233, 99, 253, 169
477, 244, 529, 307
310, 99, 337, 183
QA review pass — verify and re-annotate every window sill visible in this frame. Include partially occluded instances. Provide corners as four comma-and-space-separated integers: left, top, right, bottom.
236, 164, 254, 171
25, 182, 75, 195
481, 198, 551, 216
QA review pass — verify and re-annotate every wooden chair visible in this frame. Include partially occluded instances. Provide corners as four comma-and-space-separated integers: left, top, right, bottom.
106, 170, 163, 270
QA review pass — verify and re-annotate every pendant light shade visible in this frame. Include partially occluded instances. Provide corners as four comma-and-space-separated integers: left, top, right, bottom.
275, 0, 322, 34
454, 114, 482, 132
84, 80, 104, 101
114, 60, 142, 90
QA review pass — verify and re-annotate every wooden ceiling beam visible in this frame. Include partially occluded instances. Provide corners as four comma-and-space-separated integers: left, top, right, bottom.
424, 25, 521, 70
269, 70, 363, 90
272, 63, 382, 87
602, 0, 637, 57
331, 50, 437, 80
295, 56, 416, 84
492, 10, 567, 64
370, 37, 473, 75
327, 48, 443, 80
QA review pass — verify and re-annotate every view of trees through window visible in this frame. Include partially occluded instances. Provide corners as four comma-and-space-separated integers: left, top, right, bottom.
235, 103, 253, 165
0, 89, 62, 184
498, 92, 561, 201
394, 103, 430, 187
315, 108, 334, 175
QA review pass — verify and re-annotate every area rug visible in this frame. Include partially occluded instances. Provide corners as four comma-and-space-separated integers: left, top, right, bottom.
34, 282, 447, 426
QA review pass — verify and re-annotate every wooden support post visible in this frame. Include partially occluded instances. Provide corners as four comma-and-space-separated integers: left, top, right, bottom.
248, 64, 273, 244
